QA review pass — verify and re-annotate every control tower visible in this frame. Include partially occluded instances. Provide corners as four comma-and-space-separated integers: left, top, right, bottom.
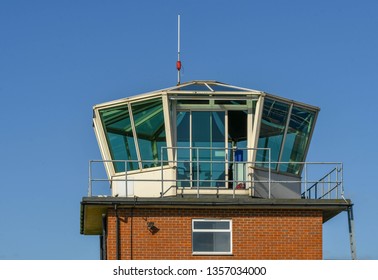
80, 81, 355, 260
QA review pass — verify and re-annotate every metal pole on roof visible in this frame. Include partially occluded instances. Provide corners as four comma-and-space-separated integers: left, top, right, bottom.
176, 15, 182, 85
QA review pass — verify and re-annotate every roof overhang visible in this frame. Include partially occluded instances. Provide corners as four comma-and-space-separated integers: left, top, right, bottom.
80, 196, 352, 235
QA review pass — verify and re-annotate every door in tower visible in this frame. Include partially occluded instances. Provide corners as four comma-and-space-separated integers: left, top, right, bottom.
176, 111, 226, 188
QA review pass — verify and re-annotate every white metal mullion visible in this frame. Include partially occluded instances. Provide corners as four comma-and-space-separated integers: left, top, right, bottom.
162, 94, 173, 167
204, 82, 214, 92
246, 100, 254, 191
93, 109, 115, 177
171, 99, 177, 165
189, 110, 193, 188
225, 110, 229, 188
210, 111, 213, 186
128, 104, 143, 170
250, 95, 265, 164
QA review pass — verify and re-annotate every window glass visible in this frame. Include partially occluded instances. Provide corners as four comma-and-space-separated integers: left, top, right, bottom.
256, 99, 289, 169
191, 111, 226, 187
193, 221, 230, 230
176, 111, 191, 187
228, 110, 248, 159
227, 110, 248, 188
193, 232, 231, 252
279, 106, 315, 174
178, 84, 212, 91
131, 98, 167, 168
100, 105, 138, 172
192, 220, 232, 254
208, 84, 247, 92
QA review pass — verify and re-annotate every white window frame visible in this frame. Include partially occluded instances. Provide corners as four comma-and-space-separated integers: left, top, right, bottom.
192, 219, 232, 255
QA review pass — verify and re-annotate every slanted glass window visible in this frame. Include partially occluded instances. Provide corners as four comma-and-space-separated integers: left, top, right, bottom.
178, 83, 212, 92
100, 105, 138, 172
131, 98, 167, 168
256, 98, 289, 169
192, 220, 232, 254
208, 84, 247, 92
279, 106, 316, 174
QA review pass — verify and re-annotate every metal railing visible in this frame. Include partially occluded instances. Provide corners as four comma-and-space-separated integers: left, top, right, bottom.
301, 163, 344, 199
162, 147, 271, 199
88, 147, 344, 200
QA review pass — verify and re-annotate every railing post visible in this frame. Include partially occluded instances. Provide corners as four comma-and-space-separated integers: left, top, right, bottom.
88, 161, 92, 197
161, 147, 164, 198
304, 162, 307, 199
232, 147, 236, 198
315, 185, 317, 199
328, 171, 331, 199
341, 163, 344, 197
336, 164, 339, 198
125, 160, 128, 198
268, 148, 271, 199
196, 148, 199, 198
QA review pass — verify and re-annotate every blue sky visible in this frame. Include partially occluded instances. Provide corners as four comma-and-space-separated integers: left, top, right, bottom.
0, 0, 377, 259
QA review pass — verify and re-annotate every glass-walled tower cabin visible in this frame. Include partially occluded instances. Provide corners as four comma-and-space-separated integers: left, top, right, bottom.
93, 81, 318, 199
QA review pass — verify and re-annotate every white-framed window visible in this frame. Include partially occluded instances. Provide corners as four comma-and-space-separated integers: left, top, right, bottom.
192, 219, 232, 255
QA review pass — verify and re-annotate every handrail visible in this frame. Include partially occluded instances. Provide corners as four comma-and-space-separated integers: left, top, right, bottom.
88, 147, 343, 200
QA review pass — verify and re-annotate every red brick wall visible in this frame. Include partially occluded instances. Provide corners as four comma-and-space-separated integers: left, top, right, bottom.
106, 208, 322, 260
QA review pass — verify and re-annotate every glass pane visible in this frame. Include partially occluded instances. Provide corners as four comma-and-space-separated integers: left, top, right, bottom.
176, 111, 191, 187
131, 98, 167, 168
193, 232, 231, 252
100, 105, 138, 172
176, 111, 227, 188
208, 84, 247, 92
256, 98, 289, 169
193, 221, 230, 230
192, 111, 225, 187
178, 84, 212, 91
192, 112, 211, 187
228, 110, 248, 188
279, 106, 316, 174
212, 112, 226, 187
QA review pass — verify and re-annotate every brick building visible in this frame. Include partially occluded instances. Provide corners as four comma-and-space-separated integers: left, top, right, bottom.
80, 81, 354, 260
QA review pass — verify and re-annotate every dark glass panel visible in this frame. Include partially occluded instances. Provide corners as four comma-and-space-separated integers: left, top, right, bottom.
193, 232, 231, 252
214, 100, 247, 105
131, 98, 167, 168
178, 84, 212, 91
176, 111, 191, 187
279, 106, 316, 174
100, 105, 138, 172
256, 98, 289, 169
177, 99, 209, 105
208, 84, 247, 92
193, 221, 230, 230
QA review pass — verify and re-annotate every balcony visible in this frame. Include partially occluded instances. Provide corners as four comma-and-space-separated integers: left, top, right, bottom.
87, 147, 345, 201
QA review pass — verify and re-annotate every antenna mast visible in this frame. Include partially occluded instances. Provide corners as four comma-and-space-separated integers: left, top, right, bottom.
176, 15, 182, 85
